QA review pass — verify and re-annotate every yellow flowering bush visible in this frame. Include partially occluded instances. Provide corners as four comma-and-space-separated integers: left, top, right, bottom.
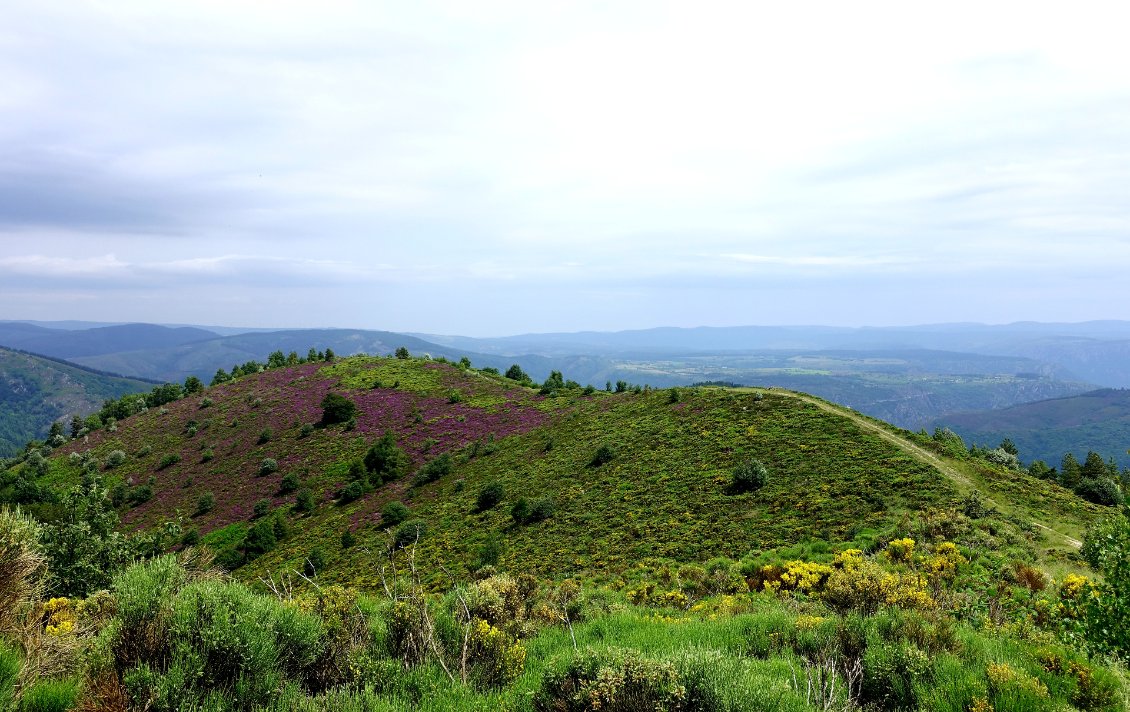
467, 618, 526, 689
1060, 574, 1089, 600
765, 560, 833, 594
42, 597, 76, 636
885, 538, 915, 564
986, 662, 1048, 699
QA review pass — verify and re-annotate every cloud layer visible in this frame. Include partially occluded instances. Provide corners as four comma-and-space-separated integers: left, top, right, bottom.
2, 1, 1129, 333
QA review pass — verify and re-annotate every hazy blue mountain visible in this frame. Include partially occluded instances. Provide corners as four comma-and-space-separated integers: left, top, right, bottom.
0, 323, 219, 359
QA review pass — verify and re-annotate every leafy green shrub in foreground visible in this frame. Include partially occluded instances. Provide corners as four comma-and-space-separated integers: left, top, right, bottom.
18, 677, 80, 712
112, 560, 323, 711
535, 647, 684, 712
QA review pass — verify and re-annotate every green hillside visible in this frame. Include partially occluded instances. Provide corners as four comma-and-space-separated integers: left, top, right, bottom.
0, 347, 153, 456
938, 388, 1130, 469
36, 354, 1100, 585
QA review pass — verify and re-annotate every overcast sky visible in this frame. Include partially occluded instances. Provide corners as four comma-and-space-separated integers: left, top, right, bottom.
2, 1, 1128, 335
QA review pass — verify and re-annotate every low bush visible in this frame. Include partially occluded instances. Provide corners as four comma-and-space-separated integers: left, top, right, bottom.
194, 492, 215, 516
279, 472, 301, 494
413, 453, 453, 486
476, 482, 505, 511
534, 647, 685, 712
156, 454, 180, 470
259, 458, 279, 476
394, 519, 428, 549
731, 458, 768, 493
381, 501, 410, 528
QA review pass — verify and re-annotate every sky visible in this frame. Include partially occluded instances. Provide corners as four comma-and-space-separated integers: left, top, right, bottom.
1, 1, 1129, 336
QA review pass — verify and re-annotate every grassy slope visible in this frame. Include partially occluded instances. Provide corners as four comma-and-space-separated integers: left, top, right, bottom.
0, 347, 153, 456
938, 388, 1130, 469
49, 356, 1102, 589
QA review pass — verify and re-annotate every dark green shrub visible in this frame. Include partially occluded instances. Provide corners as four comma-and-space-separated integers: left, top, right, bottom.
511, 498, 530, 525
279, 472, 301, 494
215, 548, 244, 571
340, 481, 365, 503
127, 485, 153, 506
363, 432, 411, 484
381, 501, 410, 527
504, 364, 529, 382
180, 529, 200, 547
590, 444, 616, 467
528, 496, 555, 523
394, 519, 427, 548
200, 448, 214, 463
534, 648, 684, 712
476, 482, 505, 511
194, 492, 215, 516
394, 346, 410, 359
340, 530, 356, 548
320, 392, 358, 425
731, 458, 768, 493
243, 519, 278, 558
253, 499, 270, 519
413, 453, 452, 486
513, 496, 554, 524
156, 453, 180, 470
294, 488, 316, 513
299, 423, 315, 438
447, 389, 463, 403
259, 458, 279, 476
304, 547, 327, 578
258, 428, 272, 444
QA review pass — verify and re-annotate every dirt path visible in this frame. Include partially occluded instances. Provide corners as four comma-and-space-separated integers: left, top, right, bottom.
772, 389, 1083, 549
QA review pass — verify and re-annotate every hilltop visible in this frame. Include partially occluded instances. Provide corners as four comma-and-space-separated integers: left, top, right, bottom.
35, 353, 1102, 587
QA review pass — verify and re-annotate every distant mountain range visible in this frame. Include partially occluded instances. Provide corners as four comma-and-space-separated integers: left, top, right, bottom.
5, 319, 1130, 448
